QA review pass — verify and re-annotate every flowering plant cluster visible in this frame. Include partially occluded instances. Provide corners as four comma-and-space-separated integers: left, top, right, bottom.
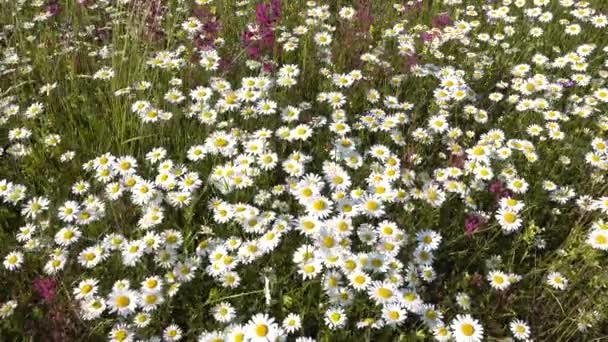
1, 0, 608, 341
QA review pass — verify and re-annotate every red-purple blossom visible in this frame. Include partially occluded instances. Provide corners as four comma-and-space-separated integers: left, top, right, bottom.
499, 188, 514, 199
46, 0, 60, 17
128, 0, 165, 40
489, 180, 505, 194
404, 53, 419, 72
465, 213, 485, 236
449, 153, 465, 168
242, 1, 281, 60
47, 305, 68, 341
271, 0, 281, 20
242, 29, 262, 59
402, 0, 423, 14
33, 277, 57, 304
420, 31, 435, 42
432, 13, 453, 28
355, 0, 374, 32
421, 28, 443, 44
262, 61, 275, 73
256, 1, 280, 27
192, 6, 221, 51
489, 180, 514, 201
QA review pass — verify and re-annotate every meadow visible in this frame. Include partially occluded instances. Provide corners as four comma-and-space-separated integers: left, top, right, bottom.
1, 0, 608, 341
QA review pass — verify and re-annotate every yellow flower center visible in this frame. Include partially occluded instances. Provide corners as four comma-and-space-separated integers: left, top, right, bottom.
354, 275, 365, 285
223, 256, 233, 265
379, 226, 393, 236
365, 200, 378, 211
503, 212, 516, 224
312, 200, 326, 211
377, 287, 392, 299
461, 323, 475, 336
116, 295, 130, 308
304, 265, 315, 273
81, 284, 92, 294
344, 260, 356, 271
144, 294, 157, 305
388, 311, 400, 320
255, 324, 268, 337
214, 138, 228, 147
322, 236, 335, 248
114, 330, 127, 341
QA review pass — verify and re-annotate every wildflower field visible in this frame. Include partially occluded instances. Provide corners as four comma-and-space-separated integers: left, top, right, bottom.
1, 0, 608, 341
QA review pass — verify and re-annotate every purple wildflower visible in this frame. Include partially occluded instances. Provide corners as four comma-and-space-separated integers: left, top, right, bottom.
192, 6, 221, 51
499, 188, 514, 199
489, 180, 514, 203
271, 0, 281, 19
432, 13, 452, 28
563, 80, 576, 88
465, 214, 484, 235
489, 180, 504, 194
420, 31, 434, 42
262, 61, 275, 73
243, 1, 282, 59
402, 0, 423, 15
404, 53, 419, 72
46, 0, 60, 17
33, 277, 57, 304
